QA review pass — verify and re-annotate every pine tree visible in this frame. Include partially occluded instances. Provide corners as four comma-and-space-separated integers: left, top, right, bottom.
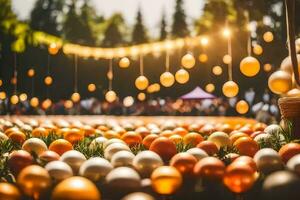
159, 11, 167, 41
102, 14, 125, 47
132, 7, 148, 44
171, 0, 188, 38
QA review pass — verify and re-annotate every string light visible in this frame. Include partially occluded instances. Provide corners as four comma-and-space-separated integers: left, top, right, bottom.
212, 66, 223, 76
123, 96, 134, 107
200, 37, 209, 46
30, 97, 39, 107
19, 93, 28, 102
135, 54, 149, 90
0, 92, 6, 100
87, 83, 96, 92
27, 69, 35, 77
222, 28, 231, 38
160, 51, 175, 87
71, 55, 80, 102
105, 59, 117, 102
137, 92, 146, 101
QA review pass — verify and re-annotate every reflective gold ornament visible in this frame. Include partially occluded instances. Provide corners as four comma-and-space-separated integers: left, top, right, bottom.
27, 69, 35, 77
71, 92, 80, 102
268, 70, 292, 94
222, 81, 239, 97
88, 83, 96, 92
205, 83, 215, 93
253, 44, 263, 55
263, 31, 274, 43
264, 63, 272, 72
19, 93, 27, 102
212, 65, 223, 76
17, 165, 51, 199
0, 92, 6, 100
105, 90, 117, 103
42, 99, 52, 109
119, 57, 130, 68
10, 95, 19, 105
181, 53, 195, 69
22, 138, 48, 155
135, 76, 149, 90
208, 131, 230, 149
287, 88, 300, 97
223, 54, 232, 64
64, 100, 73, 109
133, 151, 163, 177
123, 96, 134, 107
151, 166, 182, 195
160, 72, 175, 87
137, 92, 146, 101
198, 53, 208, 63
236, 100, 249, 114
240, 56, 260, 77
0, 182, 21, 200
48, 43, 59, 55
52, 176, 101, 200
280, 55, 300, 75
44, 76, 53, 85
30, 97, 39, 107
175, 69, 189, 84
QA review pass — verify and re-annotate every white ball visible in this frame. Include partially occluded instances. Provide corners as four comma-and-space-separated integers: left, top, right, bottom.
254, 148, 283, 174
89, 137, 108, 149
207, 131, 230, 149
264, 124, 282, 135
104, 138, 126, 149
79, 157, 113, 181
22, 138, 48, 155
104, 142, 131, 160
60, 150, 87, 174
111, 150, 135, 167
254, 133, 271, 143
287, 154, 300, 175
45, 160, 73, 181
133, 151, 163, 177
106, 167, 141, 191
186, 148, 209, 161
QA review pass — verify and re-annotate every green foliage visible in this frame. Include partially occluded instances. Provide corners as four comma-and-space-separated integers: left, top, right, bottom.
216, 146, 239, 165
171, 0, 189, 38
176, 141, 192, 153
130, 144, 146, 155
159, 11, 168, 41
39, 132, 63, 146
132, 8, 148, 44
102, 14, 126, 47
74, 137, 104, 159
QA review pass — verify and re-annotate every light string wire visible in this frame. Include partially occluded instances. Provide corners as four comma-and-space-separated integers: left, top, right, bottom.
165, 50, 170, 72
139, 53, 144, 76
245, 11, 252, 57
13, 53, 17, 95
226, 21, 233, 81
108, 58, 113, 91
74, 54, 78, 92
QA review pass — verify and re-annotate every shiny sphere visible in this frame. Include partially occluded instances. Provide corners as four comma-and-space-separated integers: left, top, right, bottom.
0, 91, 6, 100
39, 150, 60, 163
193, 157, 225, 180
111, 150, 135, 167
133, 150, 163, 177
253, 148, 283, 174
181, 53, 196, 69
253, 44, 263, 55
222, 81, 239, 98
104, 142, 130, 160
88, 83, 96, 92
45, 160, 73, 181
170, 152, 197, 176
263, 31, 274, 43
42, 99, 52, 109
105, 90, 117, 103
119, 57, 130, 68
79, 157, 113, 181
175, 69, 189, 84
71, 92, 80, 103
44, 76, 53, 85
149, 137, 177, 161
205, 83, 215, 93
264, 63, 272, 72
240, 56, 260, 77
160, 72, 175, 87
60, 150, 86, 174
8, 150, 34, 175
151, 166, 182, 195
19, 93, 27, 102
280, 55, 300, 75
121, 192, 154, 200
212, 65, 223, 76
27, 69, 35, 77
22, 138, 48, 156
137, 92, 146, 101
64, 100, 73, 109
0, 182, 21, 200
186, 148, 209, 161
198, 53, 208, 63
10, 95, 19, 105
278, 143, 300, 163
135, 76, 149, 90
236, 100, 249, 114
268, 70, 292, 94
223, 54, 232, 64
30, 97, 39, 107
123, 96, 135, 107
208, 131, 230, 149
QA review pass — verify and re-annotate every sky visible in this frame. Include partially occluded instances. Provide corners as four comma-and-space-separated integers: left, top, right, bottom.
12, 0, 204, 36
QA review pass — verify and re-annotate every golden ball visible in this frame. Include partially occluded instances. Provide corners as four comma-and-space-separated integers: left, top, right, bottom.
151, 166, 182, 195
212, 66, 223, 76
123, 96, 134, 107
181, 53, 196, 69
0, 182, 21, 200
27, 69, 35, 77
52, 176, 101, 200
253, 44, 263, 55
30, 97, 39, 107
19, 93, 27, 102
263, 31, 274, 43
105, 90, 117, 103
10, 95, 19, 105
48, 43, 59, 55
135, 76, 149, 90
42, 99, 52, 109
88, 83, 96, 92
280, 55, 300, 75
175, 69, 189, 84
208, 131, 230, 149
137, 92, 146, 101
268, 70, 292, 94
0, 79, 2, 86
236, 100, 249, 114
44, 76, 53, 85
198, 53, 208, 63
205, 83, 215, 93
240, 56, 260, 77
223, 54, 232, 64
222, 81, 239, 98
0, 92, 6, 100
160, 72, 175, 87
264, 63, 272, 72
17, 165, 51, 198
119, 57, 130, 68
71, 92, 81, 102
22, 138, 48, 156
287, 88, 300, 97
64, 100, 73, 109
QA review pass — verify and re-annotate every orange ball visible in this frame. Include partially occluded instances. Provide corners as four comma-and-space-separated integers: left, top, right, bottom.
234, 156, 257, 172
32, 127, 48, 137
135, 127, 150, 138
173, 127, 188, 137
233, 137, 259, 157
8, 130, 26, 144
279, 143, 300, 163
223, 162, 256, 193
142, 134, 159, 149
169, 135, 183, 144
49, 139, 73, 156
149, 137, 177, 161
121, 131, 143, 147
194, 157, 225, 180
104, 130, 120, 139
80, 125, 95, 137
39, 150, 60, 163
8, 150, 34, 176
170, 152, 197, 176
196, 141, 219, 156
183, 132, 204, 147
229, 132, 249, 144
4, 127, 19, 136
253, 123, 267, 132
63, 128, 84, 144
0, 182, 21, 200
159, 130, 174, 138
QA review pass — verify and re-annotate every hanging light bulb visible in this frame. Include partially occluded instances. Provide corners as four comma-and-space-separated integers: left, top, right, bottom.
263, 31, 274, 43
212, 66, 223, 76
205, 83, 215, 93
222, 28, 231, 38
19, 93, 27, 102
10, 95, 19, 105
175, 69, 189, 84
223, 54, 232, 64
181, 53, 196, 69
71, 92, 81, 103
135, 76, 149, 90
222, 81, 239, 97
105, 90, 117, 103
239, 56, 260, 77
200, 37, 209, 46
268, 70, 292, 94
119, 57, 130, 68
44, 76, 53, 85
27, 69, 35, 77
0, 92, 6, 100
160, 72, 175, 87
42, 98, 52, 109
236, 100, 249, 114
87, 83, 96, 92
253, 44, 263, 55
137, 92, 146, 101
64, 100, 73, 109
198, 53, 208, 63
30, 97, 39, 107
263, 63, 272, 72
48, 43, 59, 55
11, 77, 17, 85
123, 96, 134, 107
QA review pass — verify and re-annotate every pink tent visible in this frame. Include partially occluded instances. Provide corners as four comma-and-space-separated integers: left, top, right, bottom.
180, 86, 216, 99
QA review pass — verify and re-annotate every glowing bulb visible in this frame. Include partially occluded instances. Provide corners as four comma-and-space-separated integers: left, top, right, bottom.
236, 100, 249, 114
19, 93, 27, 102
160, 72, 175, 87
42, 99, 52, 109
212, 66, 223, 76
10, 95, 19, 105
119, 57, 130, 68
263, 31, 274, 43
200, 37, 209, 46
223, 28, 231, 38
64, 100, 73, 109
223, 54, 232, 64
71, 92, 80, 102
222, 81, 239, 97
137, 92, 146, 101
88, 84, 96, 92
123, 96, 134, 107
48, 43, 59, 55
0, 92, 6, 100
175, 69, 189, 84
105, 90, 117, 103
135, 76, 149, 90
263, 63, 272, 72
181, 53, 196, 69
198, 53, 208, 63
253, 44, 263, 55
205, 83, 215, 93
27, 69, 35, 77
30, 97, 39, 107
44, 76, 53, 85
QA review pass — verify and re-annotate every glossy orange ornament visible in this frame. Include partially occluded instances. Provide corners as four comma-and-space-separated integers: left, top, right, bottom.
142, 134, 159, 149
234, 156, 257, 172
196, 141, 219, 156
7, 130, 26, 144
253, 123, 267, 132
169, 134, 183, 144
233, 137, 259, 157
279, 143, 300, 163
31, 127, 48, 137
49, 139, 73, 155
39, 150, 60, 163
223, 162, 256, 193
151, 166, 182, 195
170, 152, 197, 176
8, 150, 34, 176
104, 130, 120, 139
229, 132, 249, 144
63, 128, 84, 144
183, 132, 204, 147
121, 131, 143, 147
149, 137, 177, 161
159, 130, 174, 138
193, 157, 225, 180
0, 182, 21, 200
173, 127, 188, 136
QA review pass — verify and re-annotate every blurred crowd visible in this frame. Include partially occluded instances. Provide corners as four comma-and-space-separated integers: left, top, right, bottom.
0, 88, 280, 124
